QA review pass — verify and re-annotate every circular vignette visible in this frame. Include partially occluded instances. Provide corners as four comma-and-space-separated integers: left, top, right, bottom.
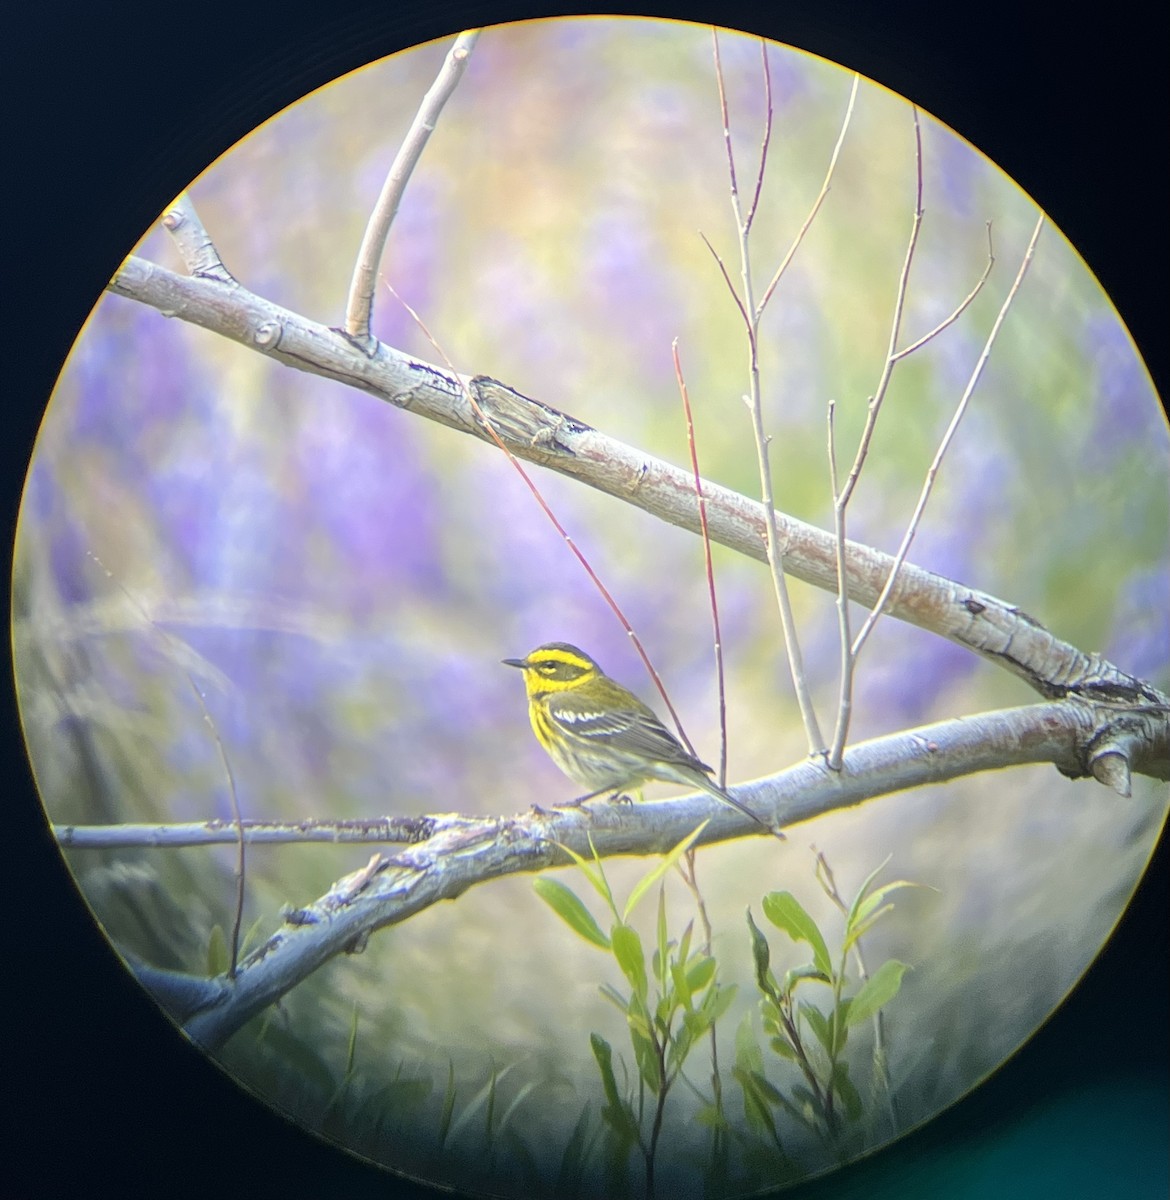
9, 7, 1170, 1200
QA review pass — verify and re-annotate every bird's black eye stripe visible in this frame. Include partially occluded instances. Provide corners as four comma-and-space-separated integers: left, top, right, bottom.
535, 659, 586, 680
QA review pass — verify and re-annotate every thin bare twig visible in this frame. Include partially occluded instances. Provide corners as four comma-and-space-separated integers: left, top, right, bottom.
55, 815, 437, 851
827, 108, 924, 767
892, 223, 996, 361
757, 72, 859, 319
674, 341, 728, 783
711, 32, 741, 219
827, 401, 854, 769
676, 846, 727, 1155
343, 30, 480, 352
711, 29, 826, 757
838, 108, 925, 516
850, 212, 1046, 666
743, 41, 774, 234
827, 127, 1000, 767
698, 231, 749, 329
388, 284, 697, 752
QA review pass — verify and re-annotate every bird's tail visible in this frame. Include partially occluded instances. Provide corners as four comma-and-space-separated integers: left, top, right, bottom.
699, 777, 786, 841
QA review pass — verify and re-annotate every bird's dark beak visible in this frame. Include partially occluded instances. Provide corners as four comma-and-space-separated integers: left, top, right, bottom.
502, 657, 526, 669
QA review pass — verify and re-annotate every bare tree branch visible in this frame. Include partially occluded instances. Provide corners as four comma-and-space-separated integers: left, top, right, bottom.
710, 30, 826, 757
129, 698, 1141, 1051
56, 814, 438, 851
756, 72, 859, 320
343, 30, 480, 350
849, 213, 1046, 668
106, 255, 1166, 723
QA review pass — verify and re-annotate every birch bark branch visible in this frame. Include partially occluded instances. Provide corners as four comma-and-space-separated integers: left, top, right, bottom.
133, 700, 1108, 1050
107, 256, 1168, 727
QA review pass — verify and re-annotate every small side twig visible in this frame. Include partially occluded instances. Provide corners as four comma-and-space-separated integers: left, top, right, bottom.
673, 341, 728, 783
827, 114, 996, 768
161, 192, 236, 284
837, 108, 925, 518
388, 284, 697, 752
709, 30, 828, 758
849, 213, 1045, 668
756, 72, 859, 320
343, 30, 480, 353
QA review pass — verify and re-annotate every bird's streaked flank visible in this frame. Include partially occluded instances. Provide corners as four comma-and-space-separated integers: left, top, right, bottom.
503, 642, 781, 837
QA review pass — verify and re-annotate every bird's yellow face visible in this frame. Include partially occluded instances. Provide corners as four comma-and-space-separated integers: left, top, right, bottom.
502, 642, 602, 699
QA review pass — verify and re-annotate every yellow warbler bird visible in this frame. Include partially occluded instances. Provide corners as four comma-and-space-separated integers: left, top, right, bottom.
503, 642, 777, 834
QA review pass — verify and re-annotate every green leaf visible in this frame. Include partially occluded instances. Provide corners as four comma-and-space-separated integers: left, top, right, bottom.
611, 923, 648, 1003
702, 980, 737, 1026
497, 1080, 542, 1138
746, 908, 777, 996
845, 959, 909, 1026
831, 1059, 863, 1122
671, 960, 692, 1009
670, 1021, 698, 1072
759, 997, 783, 1038
762, 892, 832, 978
782, 1086, 823, 1131
630, 1025, 661, 1091
768, 1036, 798, 1061
734, 1013, 763, 1070
685, 953, 717, 997
842, 856, 893, 926
844, 880, 921, 950
679, 1008, 706, 1045
781, 965, 832, 998
733, 1066, 782, 1139
446, 1063, 516, 1148
655, 992, 677, 1029
438, 1060, 456, 1147
625, 997, 653, 1044
800, 1002, 833, 1053
623, 821, 708, 921
675, 986, 735, 1061
694, 1103, 730, 1130
556, 1107, 599, 1191
206, 924, 228, 977
655, 887, 669, 987
843, 904, 896, 952
554, 837, 616, 913
677, 921, 694, 971
534, 876, 611, 948
590, 1034, 621, 1107
599, 983, 628, 1013
343, 1002, 360, 1078
590, 1034, 641, 1144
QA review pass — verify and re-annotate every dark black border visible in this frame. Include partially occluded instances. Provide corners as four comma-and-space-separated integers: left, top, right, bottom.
5, 4, 1167, 1197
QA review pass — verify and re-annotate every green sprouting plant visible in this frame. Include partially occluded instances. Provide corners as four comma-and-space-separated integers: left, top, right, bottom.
535, 822, 738, 1197
739, 860, 918, 1150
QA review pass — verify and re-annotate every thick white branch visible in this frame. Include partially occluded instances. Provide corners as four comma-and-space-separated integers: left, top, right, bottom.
159, 701, 1108, 1049
107, 256, 1164, 716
